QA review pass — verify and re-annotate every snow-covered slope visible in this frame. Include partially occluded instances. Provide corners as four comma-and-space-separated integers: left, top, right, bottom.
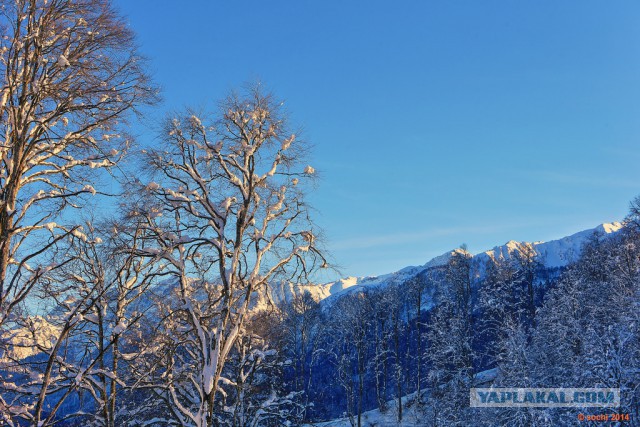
275, 222, 623, 306
479, 222, 623, 268
304, 369, 499, 427
306, 393, 424, 427
0, 316, 61, 361
267, 265, 426, 308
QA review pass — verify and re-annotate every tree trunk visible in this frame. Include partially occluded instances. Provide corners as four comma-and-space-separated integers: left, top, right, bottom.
394, 317, 402, 422
416, 291, 422, 401
109, 334, 119, 427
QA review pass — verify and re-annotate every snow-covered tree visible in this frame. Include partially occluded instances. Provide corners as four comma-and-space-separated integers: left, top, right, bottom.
477, 254, 518, 368
386, 284, 408, 423
278, 290, 322, 419
424, 287, 473, 426
0, 0, 155, 330
528, 227, 640, 424
367, 287, 394, 412
325, 291, 372, 427
127, 85, 326, 426
423, 250, 477, 427
224, 312, 304, 427
488, 318, 538, 427
0, 220, 159, 426
404, 274, 429, 401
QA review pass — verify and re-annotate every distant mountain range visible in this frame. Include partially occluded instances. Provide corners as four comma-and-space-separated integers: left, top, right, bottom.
267, 222, 623, 307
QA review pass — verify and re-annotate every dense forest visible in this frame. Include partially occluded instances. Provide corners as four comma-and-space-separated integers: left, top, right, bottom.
276, 216, 639, 426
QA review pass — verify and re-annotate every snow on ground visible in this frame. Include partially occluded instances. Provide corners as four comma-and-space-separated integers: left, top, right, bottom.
304, 369, 499, 426
304, 392, 427, 427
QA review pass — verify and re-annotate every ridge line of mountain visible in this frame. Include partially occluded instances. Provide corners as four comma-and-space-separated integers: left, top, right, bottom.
267, 222, 623, 306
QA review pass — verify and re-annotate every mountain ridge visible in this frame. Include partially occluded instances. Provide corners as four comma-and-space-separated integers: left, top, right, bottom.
268, 222, 623, 307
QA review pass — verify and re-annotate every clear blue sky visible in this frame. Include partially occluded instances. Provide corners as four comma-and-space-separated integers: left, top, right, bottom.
116, 0, 640, 280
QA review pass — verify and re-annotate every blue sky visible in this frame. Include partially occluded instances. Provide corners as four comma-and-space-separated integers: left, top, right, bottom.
116, 0, 640, 279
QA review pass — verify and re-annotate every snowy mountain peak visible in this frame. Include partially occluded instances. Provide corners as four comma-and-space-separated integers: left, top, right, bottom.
489, 240, 533, 259
329, 276, 359, 294
476, 222, 622, 269
598, 221, 623, 234
526, 222, 622, 268
277, 222, 624, 306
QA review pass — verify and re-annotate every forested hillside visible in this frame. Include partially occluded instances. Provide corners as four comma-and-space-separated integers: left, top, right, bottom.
3, 215, 639, 426
279, 220, 639, 426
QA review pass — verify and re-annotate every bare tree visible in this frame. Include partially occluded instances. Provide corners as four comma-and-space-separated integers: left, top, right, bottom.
369, 288, 392, 412
226, 312, 304, 427
71, 218, 162, 427
278, 290, 322, 419
129, 85, 326, 426
0, 219, 160, 426
0, 0, 156, 329
405, 274, 428, 402
326, 291, 371, 427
